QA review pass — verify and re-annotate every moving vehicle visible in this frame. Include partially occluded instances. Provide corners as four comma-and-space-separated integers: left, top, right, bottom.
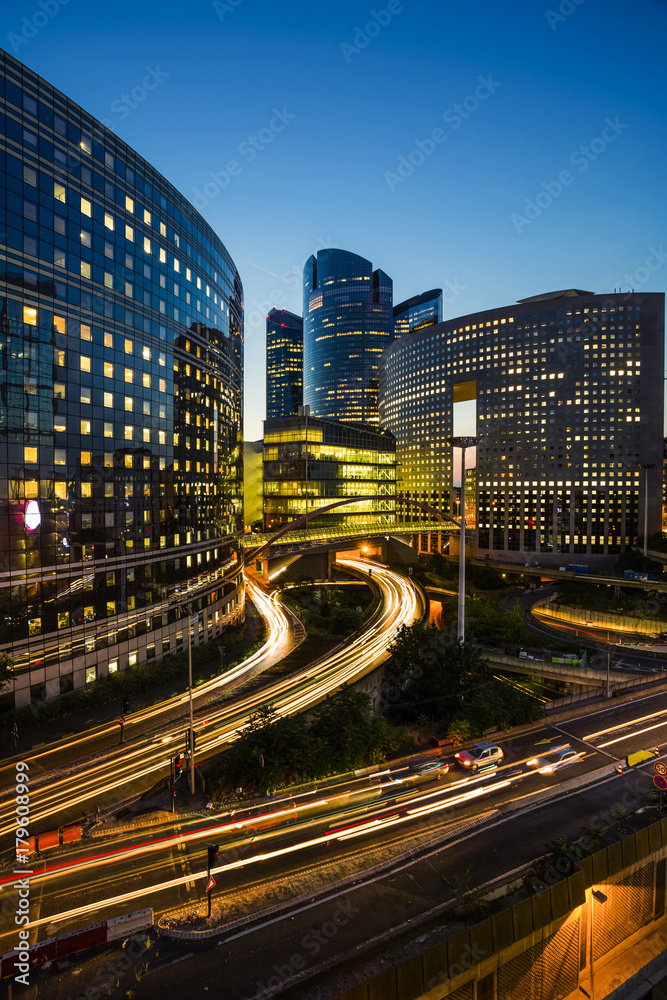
408, 756, 450, 778
526, 745, 583, 775
454, 742, 504, 773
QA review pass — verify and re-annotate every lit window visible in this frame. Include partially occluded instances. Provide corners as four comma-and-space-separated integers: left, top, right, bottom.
143, 428, 150, 442
23, 306, 37, 326
80, 324, 92, 341
80, 261, 91, 279
104, 422, 113, 438
159, 379, 166, 393
125, 368, 133, 383
104, 273, 113, 288
125, 282, 133, 297
104, 362, 113, 378
81, 197, 92, 217
124, 426, 133, 440
81, 482, 92, 498
125, 339, 133, 354
103, 392, 113, 408
143, 209, 151, 225
54, 448, 66, 465
80, 356, 91, 372
159, 430, 166, 445
54, 182, 66, 203
80, 451, 91, 465
143, 373, 151, 388
125, 225, 134, 242
125, 195, 134, 213
104, 212, 114, 230
54, 417, 66, 432
80, 135, 92, 154
24, 446, 38, 464
54, 383, 66, 399
80, 419, 91, 434
58, 612, 70, 629
159, 248, 166, 263
142, 346, 151, 361
80, 229, 91, 247
125, 397, 133, 411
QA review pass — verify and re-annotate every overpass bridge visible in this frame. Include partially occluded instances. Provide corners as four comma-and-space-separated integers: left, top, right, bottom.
462, 555, 667, 594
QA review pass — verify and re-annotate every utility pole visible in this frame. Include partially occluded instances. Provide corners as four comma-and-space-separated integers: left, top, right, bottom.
448, 436, 477, 641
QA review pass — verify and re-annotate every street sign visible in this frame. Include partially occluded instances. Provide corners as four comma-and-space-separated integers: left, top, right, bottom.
117, 717, 125, 727
654, 775, 667, 791
205, 875, 216, 892
655, 762, 667, 776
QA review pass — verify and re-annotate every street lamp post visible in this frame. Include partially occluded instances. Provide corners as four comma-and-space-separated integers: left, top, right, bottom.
448, 436, 478, 641
636, 463, 656, 559
178, 602, 197, 796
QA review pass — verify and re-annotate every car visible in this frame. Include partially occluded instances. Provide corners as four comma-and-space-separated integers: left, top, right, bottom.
526, 746, 583, 775
454, 741, 504, 773
408, 756, 450, 777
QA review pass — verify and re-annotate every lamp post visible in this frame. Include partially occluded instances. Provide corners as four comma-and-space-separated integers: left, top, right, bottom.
448, 436, 477, 640
636, 462, 656, 559
178, 602, 197, 796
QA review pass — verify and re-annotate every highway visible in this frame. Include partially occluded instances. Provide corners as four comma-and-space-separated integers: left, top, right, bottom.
3, 680, 667, 959
0, 559, 420, 845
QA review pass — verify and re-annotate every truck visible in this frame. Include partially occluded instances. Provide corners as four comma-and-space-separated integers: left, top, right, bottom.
623, 570, 654, 582
566, 564, 589, 575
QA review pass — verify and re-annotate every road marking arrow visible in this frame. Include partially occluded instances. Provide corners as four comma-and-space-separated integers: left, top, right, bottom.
534, 737, 558, 746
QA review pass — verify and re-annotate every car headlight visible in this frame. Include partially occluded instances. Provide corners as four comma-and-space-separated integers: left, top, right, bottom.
538, 765, 554, 774
527, 758, 538, 766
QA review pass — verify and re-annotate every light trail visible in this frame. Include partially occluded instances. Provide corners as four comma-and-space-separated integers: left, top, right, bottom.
583, 706, 667, 742
0, 560, 419, 836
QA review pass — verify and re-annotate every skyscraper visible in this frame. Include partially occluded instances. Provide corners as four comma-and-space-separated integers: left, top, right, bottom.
303, 249, 393, 425
393, 289, 443, 338
380, 289, 664, 564
0, 53, 244, 707
266, 307, 303, 419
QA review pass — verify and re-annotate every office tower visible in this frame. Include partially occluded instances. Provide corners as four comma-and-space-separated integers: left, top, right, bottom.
303, 248, 393, 425
380, 289, 664, 564
0, 53, 244, 707
393, 289, 443, 338
266, 307, 303, 419
263, 415, 396, 533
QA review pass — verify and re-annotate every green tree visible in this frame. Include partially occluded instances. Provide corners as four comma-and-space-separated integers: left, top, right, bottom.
309, 685, 387, 775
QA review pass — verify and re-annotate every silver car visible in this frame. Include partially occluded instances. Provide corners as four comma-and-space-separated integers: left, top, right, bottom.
526, 746, 583, 775
454, 741, 504, 773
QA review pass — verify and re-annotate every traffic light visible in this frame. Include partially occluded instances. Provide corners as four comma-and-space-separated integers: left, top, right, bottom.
121, 697, 130, 716
207, 843, 219, 869
175, 753, 183, 771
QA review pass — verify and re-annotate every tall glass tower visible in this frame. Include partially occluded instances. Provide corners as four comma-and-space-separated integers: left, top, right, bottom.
393, 289, 443, 338
0, 53, 244, 708
303, 249, 393, 425
266, 307, 303, 419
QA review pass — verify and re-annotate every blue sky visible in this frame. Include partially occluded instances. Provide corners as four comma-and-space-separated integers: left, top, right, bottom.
3, 0, 666, 439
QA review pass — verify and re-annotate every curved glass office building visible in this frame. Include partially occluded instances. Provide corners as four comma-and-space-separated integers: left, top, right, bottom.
0, 54, 244, 707
303, 248, 393, 425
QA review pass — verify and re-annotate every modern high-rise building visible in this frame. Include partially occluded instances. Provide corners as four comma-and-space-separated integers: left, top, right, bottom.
266, 307, 303, 419
303, 249, 393, 425
262, 415, 396, 533
393, 289, 443, 339
380, 289, 664, 564
0, 53, 244, 708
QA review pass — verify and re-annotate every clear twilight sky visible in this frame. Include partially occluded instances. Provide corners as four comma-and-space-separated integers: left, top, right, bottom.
2, 0, 666, 441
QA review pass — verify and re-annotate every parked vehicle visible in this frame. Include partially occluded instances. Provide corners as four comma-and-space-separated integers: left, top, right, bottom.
454, 741, 504, 773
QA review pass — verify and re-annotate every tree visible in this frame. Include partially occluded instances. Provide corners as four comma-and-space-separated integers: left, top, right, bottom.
0, 652, 13, 687
309, 686, 386, 775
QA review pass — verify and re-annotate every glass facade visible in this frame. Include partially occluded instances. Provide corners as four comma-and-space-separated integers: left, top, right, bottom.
266, 307, 303, 419
380, 290, 665, 564
0, 53, 244, 707
393, 289, 443, 339
263, 416, 396, 532
303, 249, 393, 426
